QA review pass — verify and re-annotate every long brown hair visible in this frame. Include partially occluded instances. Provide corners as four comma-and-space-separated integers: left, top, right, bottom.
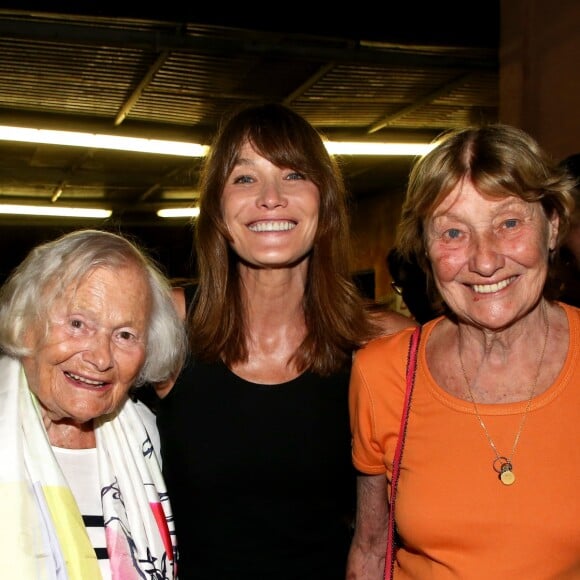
190, 103, 375, 375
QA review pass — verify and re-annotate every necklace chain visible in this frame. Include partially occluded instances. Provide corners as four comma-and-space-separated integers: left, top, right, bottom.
457, 302, 550, 485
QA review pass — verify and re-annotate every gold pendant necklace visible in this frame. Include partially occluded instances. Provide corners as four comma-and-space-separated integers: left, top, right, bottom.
458, 302, 549, 486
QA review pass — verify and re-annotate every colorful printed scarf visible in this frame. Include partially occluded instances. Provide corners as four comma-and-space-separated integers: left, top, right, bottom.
0, 356, 177, 579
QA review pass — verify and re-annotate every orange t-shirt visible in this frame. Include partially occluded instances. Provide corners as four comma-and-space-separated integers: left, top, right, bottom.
350, 302, 580, 579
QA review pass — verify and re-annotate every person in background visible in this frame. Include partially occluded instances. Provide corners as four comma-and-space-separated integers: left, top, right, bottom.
553, 152, 580, 306
0, 229, 187, 579
151, 102, 414, 579
347, 124, 580, 578
386, 246, 441, 323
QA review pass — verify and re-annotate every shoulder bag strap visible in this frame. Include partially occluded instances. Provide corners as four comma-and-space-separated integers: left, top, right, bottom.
384, 325, 422, 580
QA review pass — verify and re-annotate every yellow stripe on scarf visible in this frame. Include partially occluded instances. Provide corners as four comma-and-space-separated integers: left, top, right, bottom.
44, 485, 102, 580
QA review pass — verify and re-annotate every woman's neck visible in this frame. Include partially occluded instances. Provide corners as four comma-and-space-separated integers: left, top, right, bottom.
43, 416, 96, 449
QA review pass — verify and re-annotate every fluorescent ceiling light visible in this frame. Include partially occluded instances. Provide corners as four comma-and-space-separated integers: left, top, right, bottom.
0, 125, 209, 157
157, 207, 200, 218
0, 127, 434, 220
0, 204, 111, 218
325, 141, 435, 156
0, 125, 432, 157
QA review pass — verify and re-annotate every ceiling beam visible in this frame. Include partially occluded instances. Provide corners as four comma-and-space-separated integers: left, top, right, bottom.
0, 18, 498, 70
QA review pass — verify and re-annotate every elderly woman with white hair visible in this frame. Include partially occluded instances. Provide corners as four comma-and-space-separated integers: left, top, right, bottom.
0, 229, 187, 579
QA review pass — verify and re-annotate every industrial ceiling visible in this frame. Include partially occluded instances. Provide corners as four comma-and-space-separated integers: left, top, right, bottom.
0, 5, 499, 279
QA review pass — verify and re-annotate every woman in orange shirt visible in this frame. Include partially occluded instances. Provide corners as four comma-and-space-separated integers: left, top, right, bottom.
348, 124, 580, 579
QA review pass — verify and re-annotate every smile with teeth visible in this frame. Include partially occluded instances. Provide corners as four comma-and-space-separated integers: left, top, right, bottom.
248, 220, 296, 232
65, 371, 106, 387
471, 276, 516, 294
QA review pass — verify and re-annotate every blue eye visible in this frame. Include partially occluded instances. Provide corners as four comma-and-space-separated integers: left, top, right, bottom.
286, 171, 305, 180
233, 175, 254, 184
445, 228, 461, 239
504, 218, 518, 228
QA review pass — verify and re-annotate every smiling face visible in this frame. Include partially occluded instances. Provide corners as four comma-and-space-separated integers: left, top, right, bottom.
21, 264, 151, 427
221, 141, 320, 269
425, 178, 559, 329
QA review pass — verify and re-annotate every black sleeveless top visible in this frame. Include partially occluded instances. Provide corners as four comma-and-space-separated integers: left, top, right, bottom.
156, 290, 356, 579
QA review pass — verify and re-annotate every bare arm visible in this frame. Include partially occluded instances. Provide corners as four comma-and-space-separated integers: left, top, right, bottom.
346, 474, 389, 580
155, 286, 186, 399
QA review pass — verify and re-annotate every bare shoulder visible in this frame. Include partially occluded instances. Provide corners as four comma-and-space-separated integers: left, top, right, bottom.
369, 306, 418, 336
171, 286, 187, 320
152, 286, 187, 399
154, 378, 176, 399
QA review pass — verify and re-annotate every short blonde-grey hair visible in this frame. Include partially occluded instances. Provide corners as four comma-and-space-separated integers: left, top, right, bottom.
397, 124, 576, 296
0, 229, 187, 386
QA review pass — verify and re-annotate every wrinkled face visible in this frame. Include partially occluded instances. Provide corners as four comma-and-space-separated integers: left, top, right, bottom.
425, 179, 559, 329
22, 264, 151, 425
221, 141, 320, 269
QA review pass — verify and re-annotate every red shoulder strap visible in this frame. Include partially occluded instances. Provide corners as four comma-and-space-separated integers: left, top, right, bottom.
384, 325, 421, 580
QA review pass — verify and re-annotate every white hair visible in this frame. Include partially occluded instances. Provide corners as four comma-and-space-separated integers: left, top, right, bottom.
0, 229, 187, 386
